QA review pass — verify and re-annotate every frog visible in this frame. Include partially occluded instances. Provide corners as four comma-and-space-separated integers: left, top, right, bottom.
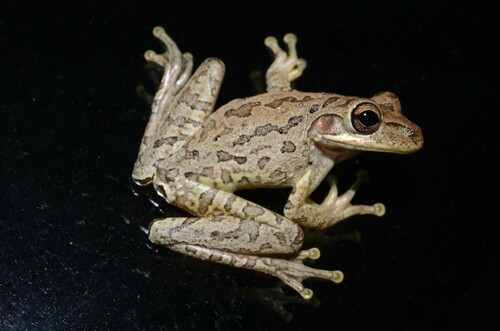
132, 26, 423, 299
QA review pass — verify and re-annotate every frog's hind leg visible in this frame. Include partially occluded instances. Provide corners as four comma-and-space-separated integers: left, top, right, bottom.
149, 217, 344, 300
133, 27, 225, 185
149, 172, 343, 299
133, 27, 192, 184
264, 33, 307, 92
149, 208, 343, 299
179, 244, 343, 300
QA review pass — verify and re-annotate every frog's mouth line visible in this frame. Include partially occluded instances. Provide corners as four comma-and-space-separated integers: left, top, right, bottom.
315, 135, 406, 155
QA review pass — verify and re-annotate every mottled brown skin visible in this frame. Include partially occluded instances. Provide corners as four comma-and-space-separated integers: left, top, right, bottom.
133, 27, 423, 299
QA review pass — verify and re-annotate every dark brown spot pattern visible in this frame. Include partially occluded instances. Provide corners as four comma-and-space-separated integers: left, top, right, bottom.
280, 141, 296, 153
184, 150, 199, 160
269, 169, 285, 179
272, 231, 287, 245
216, 150, 247, 164
322, 96, 340, 108
309, 104, 320, 113
260, 243, 272, 250
178, 86, 212, 112
198, 189, 216, 215
185, 118, 202, 127
264, 96, 313, 109
209, 219, 259, 243
232, 116, 303, 146
153, 136, 177, 148
292, 229, 304, 246
257, 156, 270, 170
224, 195, 236, 212
338, 98, 355, 108
159, 168, 179, 183
224, 101, 261, 118
238, 176, 250, 185
254, 124, 277, 136
234, 156, 247, 164
233, 134, 251, 145
216, 150, 232, 162
209, 249, 223, 262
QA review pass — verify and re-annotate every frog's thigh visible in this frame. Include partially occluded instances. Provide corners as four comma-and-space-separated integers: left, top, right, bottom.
176, 57, 225, 120
153, 57, 225, 151
149, 213, 303, 255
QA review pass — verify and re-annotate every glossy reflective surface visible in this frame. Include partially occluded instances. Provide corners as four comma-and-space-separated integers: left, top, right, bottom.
2, 1, 498, 329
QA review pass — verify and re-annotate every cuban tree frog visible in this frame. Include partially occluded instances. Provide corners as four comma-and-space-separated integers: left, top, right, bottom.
132, 27, 423, 299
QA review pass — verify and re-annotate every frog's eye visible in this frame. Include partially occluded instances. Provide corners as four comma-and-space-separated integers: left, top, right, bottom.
351, 103, 381, 134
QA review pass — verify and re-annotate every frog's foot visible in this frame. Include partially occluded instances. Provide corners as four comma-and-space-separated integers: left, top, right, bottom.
264, 33, 307, 92
292, 247, 321, 261
170, 244, 343, 300
291, 170, 386, 230
145, 26, 193, 97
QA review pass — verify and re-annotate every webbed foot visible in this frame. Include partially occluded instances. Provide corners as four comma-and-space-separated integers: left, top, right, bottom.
321, 170, 386, 223
287, 170, 385, 230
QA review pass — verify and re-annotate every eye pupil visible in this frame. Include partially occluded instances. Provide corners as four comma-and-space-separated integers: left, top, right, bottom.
359, 110, 379, 127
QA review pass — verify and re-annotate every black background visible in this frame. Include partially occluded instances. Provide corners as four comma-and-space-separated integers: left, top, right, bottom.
2, 1, 499, 329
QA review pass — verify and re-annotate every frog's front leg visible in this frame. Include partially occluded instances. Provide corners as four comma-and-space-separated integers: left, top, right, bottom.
264, 33, 307, 92
284, 155, 385, 230
149, 172, 343, 299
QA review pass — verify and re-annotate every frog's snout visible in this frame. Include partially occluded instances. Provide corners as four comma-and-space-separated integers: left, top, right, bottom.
404, 123, 424, 153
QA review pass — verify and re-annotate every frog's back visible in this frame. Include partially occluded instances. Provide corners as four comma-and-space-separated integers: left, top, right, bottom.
171, 91, 328, 189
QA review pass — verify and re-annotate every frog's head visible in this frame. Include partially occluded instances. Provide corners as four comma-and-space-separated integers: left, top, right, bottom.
309, 91, 423, 163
